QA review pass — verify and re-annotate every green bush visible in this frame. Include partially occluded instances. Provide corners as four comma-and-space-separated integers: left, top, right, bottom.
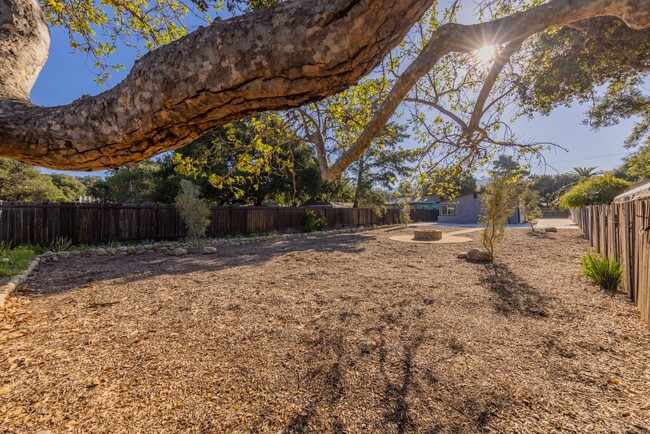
398, 201, 412, 226
300, 210, 328, 232
559, 175, 630, 209
175, 180, 211, 245
580, 253, 623, 290
314, 215, 328, 231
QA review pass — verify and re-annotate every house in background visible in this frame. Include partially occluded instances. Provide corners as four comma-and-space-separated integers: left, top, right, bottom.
386, 195, 441, 211
438, 192, 524, 224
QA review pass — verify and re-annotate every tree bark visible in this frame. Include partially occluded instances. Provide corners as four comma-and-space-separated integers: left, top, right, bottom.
352, 154, 365, 208
0, 0, 434, 169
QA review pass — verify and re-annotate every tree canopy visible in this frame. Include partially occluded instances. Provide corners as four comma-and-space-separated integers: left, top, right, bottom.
0, 0, 648, 189
559, 174, 631, 208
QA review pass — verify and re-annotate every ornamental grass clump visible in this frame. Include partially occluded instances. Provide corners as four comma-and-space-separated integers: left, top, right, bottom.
580, 253, 623, 291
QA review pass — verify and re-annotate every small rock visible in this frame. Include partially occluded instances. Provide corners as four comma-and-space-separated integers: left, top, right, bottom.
106, 248, 117, 255
96, 248, 108, 256
127, 246, 136, 254
202, 246, 217, 255
136, 245, 144, 251
57, 251, 72, 260
457, 252, 467, 259
174, 248, 187, 256
87, 249, 97, 256
116, 246, 128, 252
70, 250, 81, 256
466, 248, 492, 262
544, 227, 558, 233
144, 245, 154, 250
41, 251, 55, 258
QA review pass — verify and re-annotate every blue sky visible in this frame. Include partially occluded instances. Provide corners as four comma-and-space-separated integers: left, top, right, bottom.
31, 4, 638, 178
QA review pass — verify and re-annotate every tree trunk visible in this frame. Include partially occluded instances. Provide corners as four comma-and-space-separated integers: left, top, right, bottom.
0, 0, 434, 170
352, 154, 365, 208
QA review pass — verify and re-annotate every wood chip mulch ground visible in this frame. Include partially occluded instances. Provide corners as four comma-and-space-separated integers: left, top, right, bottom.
1, 227, 649, 433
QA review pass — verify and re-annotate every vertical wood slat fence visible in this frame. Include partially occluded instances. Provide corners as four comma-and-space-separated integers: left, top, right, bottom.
577, 200, 650, 328
0, 201, 438, 246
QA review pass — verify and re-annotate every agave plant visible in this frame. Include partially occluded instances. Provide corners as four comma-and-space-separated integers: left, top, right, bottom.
580, 253, 623, 290
49, 236, 72, 252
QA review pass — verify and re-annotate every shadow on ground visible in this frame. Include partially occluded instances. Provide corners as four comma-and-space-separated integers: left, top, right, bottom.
21, 234, 370, 297
480, 263, 552, 317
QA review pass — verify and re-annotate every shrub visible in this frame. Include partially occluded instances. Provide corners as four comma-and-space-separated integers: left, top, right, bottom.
580, 253, 623, 290
300, 210, 328, 232
175, 180, 210, 245
480, 174, 521, 260
398, 201, 412, 227
314, 215, 328, 231
559, 175, 630, 209
520, 188, 543, 232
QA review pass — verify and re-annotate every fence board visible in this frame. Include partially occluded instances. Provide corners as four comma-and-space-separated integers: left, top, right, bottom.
577, 200, 650, 328
0, 202, 414, 246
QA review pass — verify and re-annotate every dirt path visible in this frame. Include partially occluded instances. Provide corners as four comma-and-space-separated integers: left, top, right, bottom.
1, 228, 649, 433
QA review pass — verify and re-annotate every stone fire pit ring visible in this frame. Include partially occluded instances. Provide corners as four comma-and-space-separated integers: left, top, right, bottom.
413, 230, 443, 241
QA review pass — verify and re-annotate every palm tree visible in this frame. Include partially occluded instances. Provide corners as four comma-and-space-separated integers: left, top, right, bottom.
573, 167, 599, 179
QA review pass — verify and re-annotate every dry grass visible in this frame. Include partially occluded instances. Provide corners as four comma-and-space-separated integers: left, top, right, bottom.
1, 227, 649, 433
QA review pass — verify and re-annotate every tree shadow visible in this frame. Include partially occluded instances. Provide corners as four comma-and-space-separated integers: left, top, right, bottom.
283, 302, 447, 434
19, 234, 369, 297
479, 263, 551, 318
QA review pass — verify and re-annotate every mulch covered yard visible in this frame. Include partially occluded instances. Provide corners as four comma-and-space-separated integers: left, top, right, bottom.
1, 227, 649, 433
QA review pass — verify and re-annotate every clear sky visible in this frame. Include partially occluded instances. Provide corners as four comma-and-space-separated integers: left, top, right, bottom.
30, 3, 638, 178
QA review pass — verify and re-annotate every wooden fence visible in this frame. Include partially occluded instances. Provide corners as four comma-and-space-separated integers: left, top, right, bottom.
577, 200, 650, 327
0, 202, 437, 245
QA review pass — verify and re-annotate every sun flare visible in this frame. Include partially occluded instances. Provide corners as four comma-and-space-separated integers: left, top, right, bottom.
475, 45, 496, 62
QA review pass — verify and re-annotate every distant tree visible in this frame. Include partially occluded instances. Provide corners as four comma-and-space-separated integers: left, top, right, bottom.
0, 158, 65, 202
520, 188, 543, 232
319, 179, 356, 204
356, 189, 388, 216
175, 180, 211, 246
573, 167, 600, 178
102, 161, 162, 203
350, 124, 413, 208
49, 174, 88, 202
79, 176, 112, 202
399, 201, 412, 227
174, 116, 322, 206
528, 173, 580, 207
480, 174, 521, 260
559, 175, 631, 209
620, 145, 650, 181
492, 155, 530, 177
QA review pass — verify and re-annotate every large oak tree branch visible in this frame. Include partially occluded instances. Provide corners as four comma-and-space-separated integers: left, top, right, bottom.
322, 0, 650, 180
466, 38, 525, 134
0, 0, 435, 169
1, 0, 649, 173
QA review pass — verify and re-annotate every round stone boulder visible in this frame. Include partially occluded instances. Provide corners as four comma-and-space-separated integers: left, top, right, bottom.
202, 246, 217, 255
544, 227, 558, 233
174, 247, 188, 256
466, 248, 492, 262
